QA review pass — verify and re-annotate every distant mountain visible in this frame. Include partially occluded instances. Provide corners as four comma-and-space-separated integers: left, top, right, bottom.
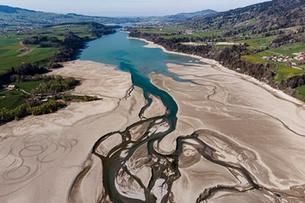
0, 5, 218, 29
163, 9, 217, 22
0, 5, 140, 29
0, 5, 25, 13
184, 0, 305, 34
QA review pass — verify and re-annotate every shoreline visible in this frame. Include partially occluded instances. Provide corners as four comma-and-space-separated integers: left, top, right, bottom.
128, 36, 305, 107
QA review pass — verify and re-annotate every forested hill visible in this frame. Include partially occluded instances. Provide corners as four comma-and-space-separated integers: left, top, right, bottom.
162, 9, 217, 22
183, 0, 305, 34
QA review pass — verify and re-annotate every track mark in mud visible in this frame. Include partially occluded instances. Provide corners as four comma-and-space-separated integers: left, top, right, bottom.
72, 113, 305, 203
69, 63, 305, 203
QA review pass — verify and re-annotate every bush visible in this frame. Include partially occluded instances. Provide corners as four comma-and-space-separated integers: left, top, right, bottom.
13, 104, 31, 119
31, 99, 66, 115
32, 76, 80, 94
60, 95, 99, 102
0, 99, 66, 125
0, 104, 31, 124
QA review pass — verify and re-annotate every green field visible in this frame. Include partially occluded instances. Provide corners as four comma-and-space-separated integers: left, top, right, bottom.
0, 24, 96, 75
242, 42, 305, 62
167, 30, 223, 39
137, 26, 183, 35
268, 43, 305, 56
237, 35, 277, 50
241, 42, 305, 82
0, 80, 43, 110
137, 26, 224, 39
0, 23, 113, 123
276, 65, 304, 82
33, 24, 96, 40
296, 85, 305, 101
0, 90, 25, 110
242, 54, 304, 82
0, 36, 57, 74
241, 49, 277, 64
15, 80, 43, 92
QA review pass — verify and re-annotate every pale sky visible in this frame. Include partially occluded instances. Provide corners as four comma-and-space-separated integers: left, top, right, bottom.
0, 0, 269, 17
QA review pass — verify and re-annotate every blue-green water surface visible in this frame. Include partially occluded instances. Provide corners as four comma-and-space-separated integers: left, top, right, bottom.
80, 31, 199, 120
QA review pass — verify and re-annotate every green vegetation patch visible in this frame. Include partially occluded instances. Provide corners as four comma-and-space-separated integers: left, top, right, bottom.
0, 23, 104, 75
33, 24, 94, 40
269, 43, 305, 57
137, 26, 224, 40
15, 80, 43, 92
242, 54, 304, 83
242, 42, 305, 83
31, 76, 80, 94
163, 30, 224, 40
241, 53, 270, 64
59, 95, 100, 102
296, 85, 305, 101
275, 65, 304, 83
0, 99, 66, 124
0, 76, 81, 124
137, 26, 183, 35
0, 35, 57, 74
237, 35, 277, 50
0, 90, 25, 110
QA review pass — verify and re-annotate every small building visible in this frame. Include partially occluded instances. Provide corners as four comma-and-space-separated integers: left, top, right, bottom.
6, 85, 16, 91
185, 29, 194, 35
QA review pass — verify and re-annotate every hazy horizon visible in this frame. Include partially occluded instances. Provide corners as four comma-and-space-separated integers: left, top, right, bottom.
0, 0, 269, 17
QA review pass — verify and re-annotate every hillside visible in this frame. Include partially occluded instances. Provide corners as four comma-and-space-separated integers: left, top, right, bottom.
128, 0, 305, 101
0, 5, 218, 30
0, 5, 139, 29
163, 9, 217, 22
184, 0, 305, 35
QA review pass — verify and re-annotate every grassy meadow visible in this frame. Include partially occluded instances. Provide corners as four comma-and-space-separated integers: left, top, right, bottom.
241, 42, 305, 83
0, 35, 55, 74
296, 85, 305, 101
0, 23, 97, 75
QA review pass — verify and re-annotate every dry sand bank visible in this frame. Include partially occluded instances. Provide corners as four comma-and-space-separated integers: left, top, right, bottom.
151, 63, 305, 202
0, 60, 164, 203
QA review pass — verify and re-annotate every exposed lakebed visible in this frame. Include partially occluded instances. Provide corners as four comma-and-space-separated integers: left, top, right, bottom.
79, 31, 202, 202
78, 31, 305, 203
1, 31, 304, 203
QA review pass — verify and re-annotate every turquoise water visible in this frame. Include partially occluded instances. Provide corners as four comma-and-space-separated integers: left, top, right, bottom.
80, 31, 196, 76
79, 31, 198, 120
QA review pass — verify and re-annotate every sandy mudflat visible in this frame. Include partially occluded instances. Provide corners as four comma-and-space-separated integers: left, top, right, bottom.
151, 63, 305, 202
51, 61, 131, 99
2, 46, 305, 202
0, 60, 163, 203
142, 95, 167, 119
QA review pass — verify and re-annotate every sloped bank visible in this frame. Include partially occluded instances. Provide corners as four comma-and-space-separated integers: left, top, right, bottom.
128, 31, 305, 100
